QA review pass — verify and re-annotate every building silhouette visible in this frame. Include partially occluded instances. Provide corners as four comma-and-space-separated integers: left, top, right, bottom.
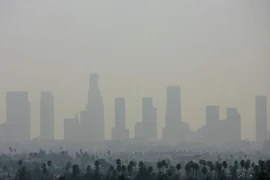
40, 91, 54, 140
256, 95, 268, 142
162, 86, 183, 143
134, 97, 157, 142
6, 91, 31, 141
0, 123, 14, 142
226, 108, 241, 141
199, 106, 241, 144
111, 98, 129, 141
79, 74, 105, 142
142, 97, 157, 141
206, 106, 219, 126
64, 115, 79, 141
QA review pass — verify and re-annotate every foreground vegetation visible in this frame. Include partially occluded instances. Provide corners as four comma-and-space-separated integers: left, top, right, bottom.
1, 148, 270, 180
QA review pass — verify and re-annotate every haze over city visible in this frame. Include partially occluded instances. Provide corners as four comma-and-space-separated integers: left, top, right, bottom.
0, 0, 269, 141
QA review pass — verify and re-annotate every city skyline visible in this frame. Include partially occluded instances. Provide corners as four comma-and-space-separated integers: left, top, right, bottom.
0, 74, 268, 143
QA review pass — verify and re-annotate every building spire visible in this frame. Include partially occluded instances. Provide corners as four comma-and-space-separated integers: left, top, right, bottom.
89, 73, 99, 89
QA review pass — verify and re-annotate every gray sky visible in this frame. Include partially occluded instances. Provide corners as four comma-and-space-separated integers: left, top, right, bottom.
0, 0, 269, 140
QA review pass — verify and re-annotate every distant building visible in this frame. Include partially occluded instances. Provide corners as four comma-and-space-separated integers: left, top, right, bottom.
163, 86, 189, 143
40, 92, 54, 140
111, 98, 129, 141
134, 97, 157, 142
79, 74, 105, 142
0, 123, 14, 142
256, 95, 267, 142
142, 97, 157, 141
199, 107, 241, 145
64, 115, 79, 141
206, 106, 219, 126
6, 91, 31, 141
263, 130, 270, 153
226, 108, 241, 141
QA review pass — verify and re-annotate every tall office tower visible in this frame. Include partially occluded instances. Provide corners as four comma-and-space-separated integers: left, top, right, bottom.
40, 92, 54, 140
80, 73, 104, 142
111, 98, 129, 141
163, 86, 182, 142
256, 95, 268, 142
64, 115, 79, 141
6, 91, 31, 141
226, 108, 241, 141
206, 106, 219, 126
142, 97, 157, 141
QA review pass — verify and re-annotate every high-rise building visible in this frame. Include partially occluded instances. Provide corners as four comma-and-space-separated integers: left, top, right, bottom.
134, 97, 158, 142
199, 107, 241, 144
80, 73, 105, 142
40, 92, 54, 140
64, 115, 79, 141
111, 98, 129, 141
163, 86, 182, 142
226, 108, 241, 141
115, 98, 125, 129
206, 106, 219, 125
142, 97, 157, 141
6, 91, 31, 141
256, 95, 268, 142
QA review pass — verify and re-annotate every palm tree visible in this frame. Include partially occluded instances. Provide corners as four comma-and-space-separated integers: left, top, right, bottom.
253, 165, 260, 174
157, 162, 162, 173
9, 147, 13, 154
185, 161, 193, 178
192, 162, 199, 177
94, 160, 100, 171
176, 163, 181, 174
266, 160, 270, 174
245, 159, 251, 179
84, 165, 92, 179
47, 160, 52, 168
222, 161, 228, 170
127, 164, 133, 176
121, 165, 127, 175
222, 161, 228, 177
72, 164, 80, 178
259, 160, 266, 172
18, 160, 23, 167
201, 166, 208, 180
240, 159, 245, 172
215, 162, 222, 179
116, 159, 122, 166
18, 166, 31, 180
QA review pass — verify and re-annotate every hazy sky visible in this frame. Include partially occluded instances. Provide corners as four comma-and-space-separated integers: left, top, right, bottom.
0, 0, 269, 140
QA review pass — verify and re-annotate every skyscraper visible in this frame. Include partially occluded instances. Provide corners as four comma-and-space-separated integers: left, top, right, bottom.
134, 97, 157, 142
111, 98, 129, 141
142, 97, 157, 141
206, 106, 219, 126
40, 92, 54, 140
199, 107, 241, 144
256, 95, 268, 142
6, 91, 31, 141
163, 86, 182, 142
226, 108, 241, 141
115, 98, 125, 129
80, 73, 105, 142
